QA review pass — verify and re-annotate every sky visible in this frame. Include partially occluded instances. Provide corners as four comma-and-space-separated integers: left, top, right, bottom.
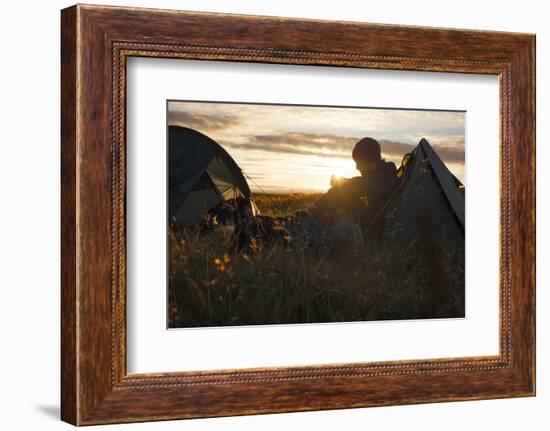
168, 101, 465, 193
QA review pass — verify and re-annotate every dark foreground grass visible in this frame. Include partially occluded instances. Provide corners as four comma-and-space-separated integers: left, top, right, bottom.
168, 193, 465, 328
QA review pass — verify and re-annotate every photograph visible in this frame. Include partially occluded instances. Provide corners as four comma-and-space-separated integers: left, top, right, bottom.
167, 101, 466, 328
51, 2, 536, 426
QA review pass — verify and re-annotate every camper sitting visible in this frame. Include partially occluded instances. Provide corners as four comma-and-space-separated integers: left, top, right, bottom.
233, 137, 399, 252
307, 137, 399, 230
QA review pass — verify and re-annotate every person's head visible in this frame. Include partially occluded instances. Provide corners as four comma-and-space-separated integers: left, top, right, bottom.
352, 137, 381, 174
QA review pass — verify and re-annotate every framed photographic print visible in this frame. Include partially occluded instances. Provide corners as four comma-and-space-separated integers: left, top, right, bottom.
61, 4, 536, 425
165, 100, 466, 329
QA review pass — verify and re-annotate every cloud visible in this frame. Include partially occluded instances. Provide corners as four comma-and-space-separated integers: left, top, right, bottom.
167, 110, 463, 164
166, 101, 465, 187
379, 140, 416, 158
427, 136, 465, 163
222, 131, 417, 161
167, 110, 241, 132
433, 145, 465, 163
250, 132, 356, 155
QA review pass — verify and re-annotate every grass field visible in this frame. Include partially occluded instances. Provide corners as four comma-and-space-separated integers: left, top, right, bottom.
168, 193, 465, 328
253, 192, 322, 217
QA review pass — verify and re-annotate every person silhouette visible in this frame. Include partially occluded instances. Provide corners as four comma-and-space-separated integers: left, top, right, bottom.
309, 137, 399, 228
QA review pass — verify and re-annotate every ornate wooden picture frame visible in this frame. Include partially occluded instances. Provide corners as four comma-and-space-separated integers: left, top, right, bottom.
61, 4, 535, 425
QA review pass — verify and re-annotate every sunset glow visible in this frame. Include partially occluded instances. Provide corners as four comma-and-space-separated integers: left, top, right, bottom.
168, 101, 465, 193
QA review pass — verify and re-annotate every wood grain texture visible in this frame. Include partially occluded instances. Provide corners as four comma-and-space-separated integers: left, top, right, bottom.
60, 5, 78, 425
60, 4, 536, 425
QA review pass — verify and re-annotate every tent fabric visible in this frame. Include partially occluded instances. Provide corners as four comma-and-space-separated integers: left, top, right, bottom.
419, 139, 465, 229
207, 155, 243, 195
168, 126, 253, 225
375, 138, 465, 245
173, 188, 222, 226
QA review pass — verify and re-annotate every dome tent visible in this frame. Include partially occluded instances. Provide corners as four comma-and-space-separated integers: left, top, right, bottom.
367, 138, 465, 245
168, 126, 255, 226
